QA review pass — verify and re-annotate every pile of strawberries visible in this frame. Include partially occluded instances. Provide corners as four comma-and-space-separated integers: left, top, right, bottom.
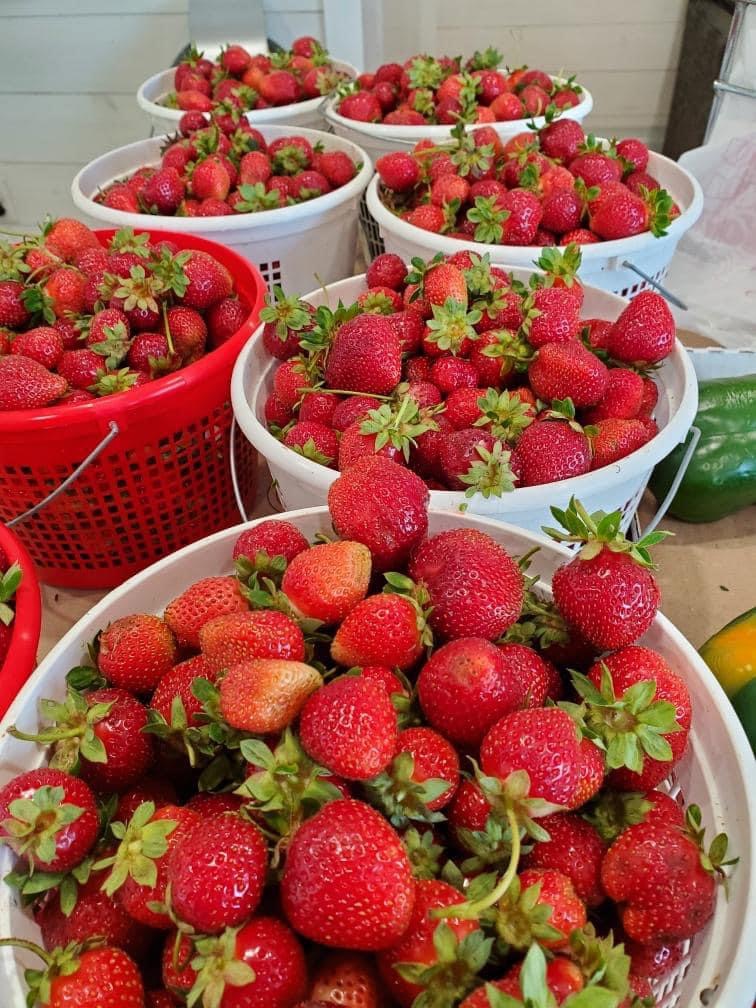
162, 36, 349, 115
0, 471, 732, 1008
336, 49, 583, 125
94, 118, 361, 219
0, 219, 251, 411
375, 121, 676, 246
0, 548, 21, 671
260, 248, 673, 495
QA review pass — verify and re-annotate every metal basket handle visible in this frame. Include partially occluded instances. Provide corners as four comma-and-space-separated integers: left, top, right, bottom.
621, 260, 688, 310
634, 425, 702, 539
8, 421, 120, 529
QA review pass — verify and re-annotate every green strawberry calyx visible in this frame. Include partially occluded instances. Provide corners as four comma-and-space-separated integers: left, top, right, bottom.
493, 876, 564, 952
382, 572, 434, 649
9, 687, 116, 772
360, 394, 439, 462
0, 785, 84, 868
542, 496, 671, 567
94, 800, 178, 895
684, 803, 738, 887
0, 562, 22, 627
365, 750, 450, 829
403, 826, 444, 880
467, 196, 511, 244
460, 440, 517, 500
535, 244, 583, 286
394, 922, 493, 1007
475, 389, 535, 442
425, 298, 482, 354
188, 926, 256, 1008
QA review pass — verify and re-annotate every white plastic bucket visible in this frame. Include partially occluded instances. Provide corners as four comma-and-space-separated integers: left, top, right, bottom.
71, 125, 372, 295
231, 272, 699, 537
137, 57, 357, 135
365, 144, 704, 299
0, 506, 752, 1008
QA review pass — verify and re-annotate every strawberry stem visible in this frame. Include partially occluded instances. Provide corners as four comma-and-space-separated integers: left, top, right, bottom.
0, 937, 53, 967
9, 726, 83, 743
162, 302, 176, 355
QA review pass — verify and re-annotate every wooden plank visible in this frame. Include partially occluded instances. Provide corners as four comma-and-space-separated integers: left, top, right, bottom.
435, 0, 688, 26
0, 15, 188, 94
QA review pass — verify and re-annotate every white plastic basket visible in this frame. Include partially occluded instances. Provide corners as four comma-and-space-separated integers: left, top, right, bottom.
364, 144, 704, 299
231, 273, 698, 537
0, 507, 752, 1008
71, 125, 372, 295
137, 56, 357, 135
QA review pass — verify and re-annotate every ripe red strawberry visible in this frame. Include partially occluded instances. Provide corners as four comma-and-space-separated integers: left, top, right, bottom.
569, 150, 623, 187
590, 418, 650, 469
328, 456, 429, 572
523, 812, 607, 907
318, 150, 358, 187
546, 499, 663, 650
438, 429, 509, 492
285, 419, 339, 466
385, 726, 460, 813
10, 326, 64, 370
274, 357, 312, 407
448, 779, 492, 850
98, 614, 177, 693
179, 250, 232, 309
297, 392, 341, 427
497, 642, 554, 708
481, 707, 603, 809
232, 518, 309, 564
462, 953, 584, 1007
0, 768, 99, 872
607, 290, 675, 365
57, 348, 104, 390
418, 637, 524, 747
282, 540, 371, 623
324, 314, 402, 395
560, 227, 600, 245
164, 575, 248, 648
405, 204, 446, 232
125, 331, 178, 377
260, 69, 300, 105
626, 169, 661, 194
497, 867, 587, 950
142, 167, 185, 214
185, 791, 244, 817
281, 798, 414, 949
366, 253, 407, 291
429, 356, 478, 394
601, 818, 720, 943
540, 188, 582, 234
639, 375, 659, 417
526, 287, 581, 347
115, 776, 179, 822
515, 417, 592, 486
330, 394, 377, 432
299, 675, 398, 779
339, 90, 383, 122
44, 218, 100, 261
624, 937, 685, 984
87, 307, 130, 345
219, 659, 322, 733
165, 305, 206, 364
377, 879, 482, 1008
0, 280, 31, 329
528, 342, 608, 407
331, 592, 425, 670
431, 173, 471, 207
308, 952, 384, 1008
0, 354, 67, 409
167, 813, 268, 933
356, 285, 403, 314
585, 368, 644, 421
199, 609, 305, 671
444, 387, 486, 430
6, 941, 145, 1008
409, 528, 523, 641
540, 118, 585, 162
617, 137, 649, 172
265, 390, 294, 426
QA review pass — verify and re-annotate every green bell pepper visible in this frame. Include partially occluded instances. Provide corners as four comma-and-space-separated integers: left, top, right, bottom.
649, 374, 756, 522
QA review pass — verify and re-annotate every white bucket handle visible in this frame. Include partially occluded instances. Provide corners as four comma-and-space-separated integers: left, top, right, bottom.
7, 421, 120, 528
635, 424, 702, 539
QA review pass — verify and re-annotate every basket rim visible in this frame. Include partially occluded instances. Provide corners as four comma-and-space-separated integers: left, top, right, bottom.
0, 227, 266, 431
0, 524, 41, 715
71, 125, 373, 232
136, 58, 358, 123
364, 143, 704, 262
231, 271, 700, 507
323, 72, 593, 138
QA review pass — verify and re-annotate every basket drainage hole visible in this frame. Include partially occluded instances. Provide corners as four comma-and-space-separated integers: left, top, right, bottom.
700, 984, 719, 1005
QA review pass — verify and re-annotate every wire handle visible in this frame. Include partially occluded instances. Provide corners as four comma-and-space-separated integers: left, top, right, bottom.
229, 416, 249, 523
621, 260, 688, 311
8, 421, 120, 529
635, 425, 702, 539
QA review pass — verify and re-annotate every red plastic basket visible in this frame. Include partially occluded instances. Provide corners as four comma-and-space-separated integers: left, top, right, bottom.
0, 228, 266, 589
0, 523, 42, 717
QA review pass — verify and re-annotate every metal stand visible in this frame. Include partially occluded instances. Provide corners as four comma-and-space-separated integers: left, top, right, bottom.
706, 0, 756, 141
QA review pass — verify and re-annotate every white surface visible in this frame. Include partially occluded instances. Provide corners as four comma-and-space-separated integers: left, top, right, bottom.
0, 506, 753, 1008
231, 272, 698, 536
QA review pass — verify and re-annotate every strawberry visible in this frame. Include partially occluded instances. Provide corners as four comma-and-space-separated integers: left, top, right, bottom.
219, 659, 322, 733
639, 375, 659, 417
514, 414, 592, 486
616, 137, 649, 172
523, 812, 607, 907
239, 149, 272, 185
356, 285, 403, 314
10, 326, 64, 369
199, 609, 305, 671
377, 879, 484, 1007
525, 287, 581, 347
274, 357, 313, 407
495, 867, 587, 951
232, 518, 309, 564
585, 368, 644, 421
339, 90, 384, 122
0, 768, 98, 873
164, 575, 248, 648
57, 348, 104, 390
0, 354, 67, 409
462, 946, 585, 1007
96, 802, 200, 928
299, 675, 398, 780
404, 204, 446, 232
165, 305, 206, 364
626, 169, 661, 194
528, 342, 608, 407
0, 940, 145, 1008
328, 456, 429, 572
481, 706, 604, 809
308, 951, 384, 1008
368, 727, 459, 826
366, 253, 407, 291
87, 307, 130, 345
590, 185, 672, 240
448, 778, 492, 850
97, 614, 177, 693
115, 776, 179, 822
560, 227, 600, 245
318, 150, 358, 187
324, 314, 402, 395
260, 288, 313, 360
539, 118, 585, 162
281, 798, 414, 949
167, 813, 268, 933
569, 150, 623, 187
545, 499, 665, 650
499, 190, 543, 244
540, 189, 582, 234
281, 540, 371, 623
185, 917, 307, 1008
0, 281, 30, 329
444, 387, 487, 429
44, 218, 100, 261
497, 642, 554, 708
142, 167, 186, 214
439, 430, 517, 496
285, 419, 339, 466
409, 528, 523, 641
179, 250, 232, 309
429, 356, 478, 393
260, 69, 300, 105
185, 791, 244, 817
331, 592, 426, 671
590, 418, 650, 469
265, 391, 294, 426
220, 43, 251, 75
607, 290, 675, 366
418, 637, 525, 746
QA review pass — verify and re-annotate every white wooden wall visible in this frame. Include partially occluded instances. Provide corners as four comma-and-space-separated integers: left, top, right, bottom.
1, 0, 687, 230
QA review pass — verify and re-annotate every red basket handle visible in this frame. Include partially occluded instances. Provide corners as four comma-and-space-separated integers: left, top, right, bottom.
8, 421, 120, 529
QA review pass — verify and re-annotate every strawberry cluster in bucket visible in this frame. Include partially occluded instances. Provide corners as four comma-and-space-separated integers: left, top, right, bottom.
336, 49, 582, 125
0, 220, 251, 411
261, 248, 674, 497
375, 121, 677, 245
162, 36, 349, 115
0, 473, 734, 1008
95, 120, 361, 219
0, 551, 22, 672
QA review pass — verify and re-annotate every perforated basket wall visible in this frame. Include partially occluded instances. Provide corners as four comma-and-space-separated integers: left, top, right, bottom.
0, 229, 266, 589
